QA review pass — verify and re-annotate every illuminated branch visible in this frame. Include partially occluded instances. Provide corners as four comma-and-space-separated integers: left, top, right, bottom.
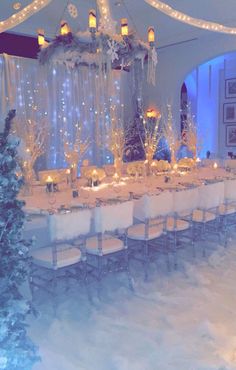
64, 122, 91, 168
162, 104, 181, 164
15, 118, 48, 182
140, 112, 162, 163
182, 105, 203, 159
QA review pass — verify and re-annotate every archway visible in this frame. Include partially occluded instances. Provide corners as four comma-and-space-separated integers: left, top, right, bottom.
182, 51, 236, 159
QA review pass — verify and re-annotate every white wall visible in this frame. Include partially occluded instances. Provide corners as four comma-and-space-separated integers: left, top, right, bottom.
142, 32, 236, 157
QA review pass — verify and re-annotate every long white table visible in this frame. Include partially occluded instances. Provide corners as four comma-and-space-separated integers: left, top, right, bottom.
21, 166, 236, 248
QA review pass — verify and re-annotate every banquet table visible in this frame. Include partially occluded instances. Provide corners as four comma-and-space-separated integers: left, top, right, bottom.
21, 166, 236, 248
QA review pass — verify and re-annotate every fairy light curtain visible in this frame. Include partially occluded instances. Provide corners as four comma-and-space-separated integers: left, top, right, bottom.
0, 53, 124, 169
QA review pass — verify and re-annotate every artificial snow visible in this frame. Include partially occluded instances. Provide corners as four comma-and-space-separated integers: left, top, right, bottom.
29, 237, 236, 370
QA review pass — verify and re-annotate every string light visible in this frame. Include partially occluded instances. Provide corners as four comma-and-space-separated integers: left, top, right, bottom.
144, 0, 236, 34
0, 0, 52, 34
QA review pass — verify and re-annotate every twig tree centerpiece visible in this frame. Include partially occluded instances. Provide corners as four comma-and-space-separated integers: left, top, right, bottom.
140, 108, 162, 175
0, 110, 38, 370
162, 104, 181, 165
64, 122, 90, 186
15, 118, 48, 194
108, 121, 126, 176
182, 105, 202, 162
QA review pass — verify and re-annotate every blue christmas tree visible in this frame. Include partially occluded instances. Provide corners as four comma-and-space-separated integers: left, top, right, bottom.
0, 110, 38, 370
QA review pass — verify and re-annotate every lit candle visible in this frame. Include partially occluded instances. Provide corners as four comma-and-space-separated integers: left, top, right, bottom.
113, 172, 119, 182
92, 169, 98, 186
46, 175, 53, 183
173, 163, 178, 171
213, 162, 218, 169
46, 175, 53, 192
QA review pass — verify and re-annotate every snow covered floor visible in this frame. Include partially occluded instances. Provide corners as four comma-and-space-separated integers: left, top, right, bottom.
29, 236, 236, 370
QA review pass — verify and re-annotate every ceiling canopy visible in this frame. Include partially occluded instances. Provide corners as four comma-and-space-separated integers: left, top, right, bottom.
1, 0, 236, 48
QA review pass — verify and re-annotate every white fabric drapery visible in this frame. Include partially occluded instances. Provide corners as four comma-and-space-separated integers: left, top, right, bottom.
0, 53, 124, 170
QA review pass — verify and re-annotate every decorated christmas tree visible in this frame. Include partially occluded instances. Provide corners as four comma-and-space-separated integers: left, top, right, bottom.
124, 102, 145, 162
0, 110, 38, 370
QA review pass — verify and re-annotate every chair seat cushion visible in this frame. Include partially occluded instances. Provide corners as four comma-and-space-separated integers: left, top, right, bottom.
166, 217, 189, 232
86, 236, 125, 255
31, 244, 82, 270
219, 203, 236, 215
127, 223, 163, 241
192, 209, 216, 223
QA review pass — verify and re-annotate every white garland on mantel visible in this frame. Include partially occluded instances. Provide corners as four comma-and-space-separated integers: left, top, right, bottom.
144, 0, 236, 35
0, 0, 52, 34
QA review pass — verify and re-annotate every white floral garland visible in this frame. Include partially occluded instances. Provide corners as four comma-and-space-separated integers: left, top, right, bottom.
144, 0, 236, 35
0, 0, 52, 34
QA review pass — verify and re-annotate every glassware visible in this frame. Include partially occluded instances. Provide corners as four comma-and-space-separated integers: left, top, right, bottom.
47, 192, 57, 214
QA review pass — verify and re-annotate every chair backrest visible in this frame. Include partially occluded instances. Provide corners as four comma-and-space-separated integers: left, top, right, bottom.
173, 187, 199, 213
48, 209, 91, 242
198, 181, 224, 209
126, 161, 144, 177
225, 159, 236, 169
94, 201, 133, 233
134, 191, 174, 221
103, 164, 116, 177
224, 178, 236, 200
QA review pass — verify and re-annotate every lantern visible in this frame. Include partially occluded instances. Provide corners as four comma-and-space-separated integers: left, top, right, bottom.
60, 20, 70, 35
121, 18, 128, 36
148, 26, 155, 45
37, 28, 45, 46
146, 109, 157, 119
89, 9, 97, 31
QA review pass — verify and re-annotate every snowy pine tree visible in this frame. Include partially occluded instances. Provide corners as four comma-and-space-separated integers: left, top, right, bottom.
0, 110, 38, 370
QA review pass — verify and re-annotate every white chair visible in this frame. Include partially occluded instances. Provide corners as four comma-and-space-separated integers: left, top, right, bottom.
192, 181, 224, 255
85, 201, 134, 291
30, 209, 91, 301
169, 186, 199, 265
224, 159, 236, 170
220, 178, 236, 246
128, 191, 173, 278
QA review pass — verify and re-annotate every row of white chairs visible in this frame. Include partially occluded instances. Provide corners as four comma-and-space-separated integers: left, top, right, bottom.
29, 178, 236, 301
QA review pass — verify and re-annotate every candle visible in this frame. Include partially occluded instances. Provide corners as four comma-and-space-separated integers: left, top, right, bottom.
92, 169, 98, 186
46, 175, 53, 183
213, 162, 218, 169
46, 175, 53, 192
113, 172, 119, 182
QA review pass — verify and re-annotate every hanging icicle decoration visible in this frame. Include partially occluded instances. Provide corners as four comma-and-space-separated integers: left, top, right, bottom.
147, 47, 158, 86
